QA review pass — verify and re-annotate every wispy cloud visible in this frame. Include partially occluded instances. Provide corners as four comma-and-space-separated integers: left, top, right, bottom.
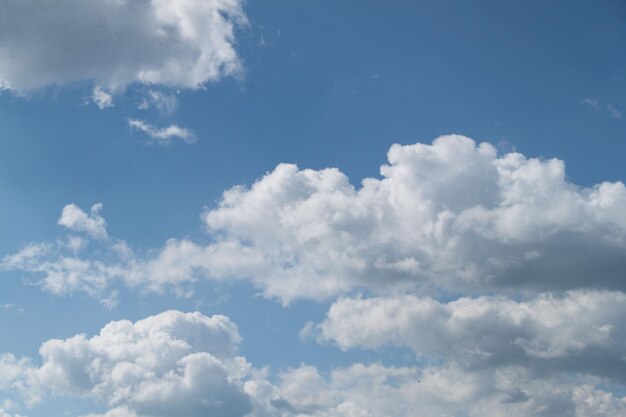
581, 97, 623, 119
606, 103, 623, 119
138, 90, 178, 115
127, 119, 196, 144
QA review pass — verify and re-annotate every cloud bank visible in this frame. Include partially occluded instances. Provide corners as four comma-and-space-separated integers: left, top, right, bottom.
2, 311, 626, 417
2, 135, 626, 415
0, 0, 246, 93
5, 135, 625, 302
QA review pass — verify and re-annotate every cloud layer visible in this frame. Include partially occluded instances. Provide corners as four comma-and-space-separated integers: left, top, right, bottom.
0, 0, 246, 92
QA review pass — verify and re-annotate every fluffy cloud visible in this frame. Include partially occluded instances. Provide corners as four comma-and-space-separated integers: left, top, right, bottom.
128, 119, 196, 144
0, 354, 30, 392
58, 203, 108, 240
196, 135, 626, 301
252, 362, 626, 417
0, 0, 246, 92
2, 311, 626, 417
313, 291, 626, 380
20, 311, 253, 417
3, 136, 626, 303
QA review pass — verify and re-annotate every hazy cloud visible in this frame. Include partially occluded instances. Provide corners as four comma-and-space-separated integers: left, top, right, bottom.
128, 119, 196, 144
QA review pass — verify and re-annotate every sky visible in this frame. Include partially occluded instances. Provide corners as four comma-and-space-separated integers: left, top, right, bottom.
1, 1, 626, 416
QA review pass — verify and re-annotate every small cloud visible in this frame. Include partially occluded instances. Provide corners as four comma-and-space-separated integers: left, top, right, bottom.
581, 98, 599, 109
606, 103, 623, 119
581, 98, 623, 119
128, 119, 196, 144
138, 90, 178, 115
58, 203, 108, 240
92, 86, 114, 109
0, 304, 25, 314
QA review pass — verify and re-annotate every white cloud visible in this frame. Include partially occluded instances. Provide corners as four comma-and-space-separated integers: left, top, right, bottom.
253, 362, 626, 417
128, 119, 196, 144
2, 311, 626, 417
0, 0, 246, 92
0, 354, 30, 392
91, 86, 114, 109
196, 135, 626, 301
22, 311, 253, 417
3, 136, 626, 303
58, 203, 108, 240
314, 291, 626, 380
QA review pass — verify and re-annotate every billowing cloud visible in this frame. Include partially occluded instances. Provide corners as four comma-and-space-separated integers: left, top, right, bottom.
15, 311, 254, 417
197, 135, 626, 301
3, 136, 626, 303
0, 0, 246, 92
2, 310, 626, 417
128, 119, 196, 144
313, 291, 626, 380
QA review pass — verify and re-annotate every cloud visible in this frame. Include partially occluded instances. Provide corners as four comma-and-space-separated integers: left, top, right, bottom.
2, 311, 626, 417
606, 103, 623, 120
91, 87, 114, 109
253, 362, 626, 417
3, 136, 626, 303
138, 90, 179, 115
128, 119, 196, 144
314, 291, 626, 380
58, 203, 108, 240
0, 408, 26, 417
18, 311, 254, 417
0, 354, 30, 392
0, 0, 246, 92
582, 98, 623, 120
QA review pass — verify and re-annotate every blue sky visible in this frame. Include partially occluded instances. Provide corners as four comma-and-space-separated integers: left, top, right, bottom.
1, 1, 626, 417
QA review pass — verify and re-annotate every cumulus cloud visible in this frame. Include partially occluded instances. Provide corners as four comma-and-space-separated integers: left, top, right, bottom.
0, 0, 246, 92
197, 135, 626, 301
17, 311, 254, 417
314, 291, 626, 380
128, 119, 196, 144
251, 362, 626, 417
3, 136, 626, 303
0, 354, 30, 392
58, 203, 108, 240
2, 310, 626, 417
